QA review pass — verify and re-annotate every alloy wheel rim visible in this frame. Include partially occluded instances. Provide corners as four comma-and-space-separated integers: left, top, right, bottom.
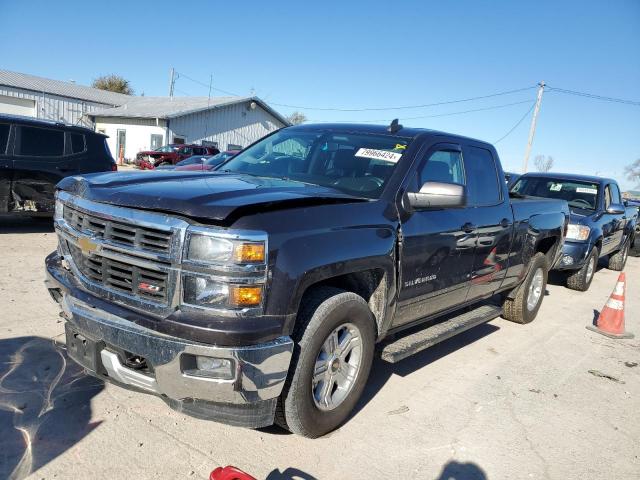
526, 268, 544, 311
312, 323, 363, 411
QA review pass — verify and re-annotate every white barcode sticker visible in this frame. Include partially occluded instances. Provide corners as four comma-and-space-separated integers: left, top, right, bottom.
355, 148, 402, 163
576, 187, 597, 195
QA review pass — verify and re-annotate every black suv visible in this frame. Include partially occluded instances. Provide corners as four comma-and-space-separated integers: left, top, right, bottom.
0, 114, 116, 216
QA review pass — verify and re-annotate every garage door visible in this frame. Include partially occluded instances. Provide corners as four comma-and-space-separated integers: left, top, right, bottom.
0, 95, 35, 116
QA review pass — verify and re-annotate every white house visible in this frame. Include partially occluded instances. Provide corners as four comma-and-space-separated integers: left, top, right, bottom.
0, 69, 289, 160
89, 96, 289, 160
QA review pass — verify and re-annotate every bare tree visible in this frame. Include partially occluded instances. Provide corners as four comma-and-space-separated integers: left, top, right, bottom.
286, 111, 307, 125
92, 75, 133, 95
534, 155, 554, 172
624, 158, 640, 188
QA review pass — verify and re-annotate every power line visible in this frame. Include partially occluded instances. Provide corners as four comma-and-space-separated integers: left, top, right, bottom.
493, 101, 537, 144
309, 99, 535, 123
546, 85, 640, 106
269, 86, 538, 112
177, 71, 241, 97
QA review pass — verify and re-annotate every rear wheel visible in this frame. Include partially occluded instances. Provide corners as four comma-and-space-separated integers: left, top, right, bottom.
502, 252, 548, 324
566, 247, 598, 291
275, 287, 375, 438
608, 241, 629, 271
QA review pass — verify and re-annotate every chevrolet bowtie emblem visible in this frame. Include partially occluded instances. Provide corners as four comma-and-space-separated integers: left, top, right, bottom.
78, 236, 99, 255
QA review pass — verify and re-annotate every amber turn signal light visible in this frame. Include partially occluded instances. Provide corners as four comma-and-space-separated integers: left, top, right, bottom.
229, 286, 262, 307
233, 243, 265, 263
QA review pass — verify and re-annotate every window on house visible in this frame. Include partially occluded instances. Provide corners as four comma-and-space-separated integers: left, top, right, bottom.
227, 144, 242, 151
150, 134, 163, 150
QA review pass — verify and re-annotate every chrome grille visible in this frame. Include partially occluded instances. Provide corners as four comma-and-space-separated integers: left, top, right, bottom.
63, 205, 172, 254
68, 243, 169, 302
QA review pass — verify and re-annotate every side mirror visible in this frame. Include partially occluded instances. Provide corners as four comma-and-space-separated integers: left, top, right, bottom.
606, 203, 625, 215
406, 181, 466, 210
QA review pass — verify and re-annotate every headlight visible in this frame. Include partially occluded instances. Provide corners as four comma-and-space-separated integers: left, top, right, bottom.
182, 275, 263, 308
183, 228, 267, 310
186, 232, 265, 265
566, 224, 590, 241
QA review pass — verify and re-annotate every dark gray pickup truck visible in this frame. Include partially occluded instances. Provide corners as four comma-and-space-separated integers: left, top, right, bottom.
45, 123, 569, 437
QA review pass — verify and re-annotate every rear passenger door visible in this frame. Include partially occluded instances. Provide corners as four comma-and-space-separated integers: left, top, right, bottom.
463, 145, 512, 302
12, 125, 77, 213
0, 122, 11, 212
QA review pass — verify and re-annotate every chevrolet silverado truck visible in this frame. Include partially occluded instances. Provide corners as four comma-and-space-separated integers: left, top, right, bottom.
511, 173, 637, 291
45, 122, 568, 437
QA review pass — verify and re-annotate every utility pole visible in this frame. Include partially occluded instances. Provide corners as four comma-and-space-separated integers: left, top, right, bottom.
522, 81, 545, 173
168, 67, 176, 98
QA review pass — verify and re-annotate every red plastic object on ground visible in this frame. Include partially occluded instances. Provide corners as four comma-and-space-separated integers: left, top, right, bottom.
210, 466, 257, 480
587, 272, 634, 339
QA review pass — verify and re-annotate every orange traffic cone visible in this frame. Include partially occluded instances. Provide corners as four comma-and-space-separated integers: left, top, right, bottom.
587, 273, 634, 339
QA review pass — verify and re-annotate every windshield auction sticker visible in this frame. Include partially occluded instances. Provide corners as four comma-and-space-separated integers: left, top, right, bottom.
576, 187, 598, 195
355, 148, 402, 163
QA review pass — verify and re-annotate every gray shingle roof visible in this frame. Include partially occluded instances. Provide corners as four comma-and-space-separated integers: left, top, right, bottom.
0, 69, 131, 105
89, 96, 290, 125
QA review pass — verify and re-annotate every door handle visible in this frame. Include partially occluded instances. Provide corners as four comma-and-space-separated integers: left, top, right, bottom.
500, 218, 512, 228
462, 222, 476, 233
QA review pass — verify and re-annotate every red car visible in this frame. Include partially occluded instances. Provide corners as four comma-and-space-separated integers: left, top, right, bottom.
137, 144, 220, 169
174, 151, 240, 171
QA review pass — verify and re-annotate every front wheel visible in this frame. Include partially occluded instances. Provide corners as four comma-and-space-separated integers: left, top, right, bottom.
275, 287, 375, 438
607, 241, 629, 271
566, 247, 598, 291
502, 252, 548, 324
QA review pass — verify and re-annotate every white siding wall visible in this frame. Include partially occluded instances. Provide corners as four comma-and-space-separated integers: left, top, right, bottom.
95, 117, 167, 160
168, 101, 285, 150
0, 85, 115, 127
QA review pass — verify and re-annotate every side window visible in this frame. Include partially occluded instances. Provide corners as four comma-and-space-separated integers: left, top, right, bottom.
609, 183, 621, 204
17, 126, 64, 156
181, 147, 193, 155
0, 123, 9, 154
604, 185, 612, 209
465, 146, 501, 206
419, 150, 465, 186
70, 133, 86, 154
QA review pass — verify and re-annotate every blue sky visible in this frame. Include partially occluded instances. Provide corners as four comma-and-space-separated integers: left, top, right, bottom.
1, 0, 639, 189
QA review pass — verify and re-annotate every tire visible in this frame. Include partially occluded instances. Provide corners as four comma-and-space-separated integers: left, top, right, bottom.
502, 252, 548, 324
275, 287, 376, 438
566, 247, 598, 291
608, 240, 629, 271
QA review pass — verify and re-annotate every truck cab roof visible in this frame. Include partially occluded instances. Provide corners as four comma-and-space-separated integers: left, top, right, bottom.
287, 123, 495, 149
519, 172, 616, 186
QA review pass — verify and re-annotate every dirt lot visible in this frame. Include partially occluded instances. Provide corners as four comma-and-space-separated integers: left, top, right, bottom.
1, 216, 639, 480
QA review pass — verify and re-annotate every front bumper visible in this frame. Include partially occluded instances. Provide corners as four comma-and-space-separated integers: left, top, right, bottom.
553, 240, 592, 271
46, 252, 294, 428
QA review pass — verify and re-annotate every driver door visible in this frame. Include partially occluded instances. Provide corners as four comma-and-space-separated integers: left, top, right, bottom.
394, 143, 476, 327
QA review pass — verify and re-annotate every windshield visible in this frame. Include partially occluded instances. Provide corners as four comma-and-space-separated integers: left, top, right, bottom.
155, 145, 177, 153
176, 155, 210, 167
219, 129, 411, 198
205, 152, 234, 167
511, 177, 600, 210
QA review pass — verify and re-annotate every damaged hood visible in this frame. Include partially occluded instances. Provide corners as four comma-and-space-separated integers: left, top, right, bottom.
56, 171, 366, 222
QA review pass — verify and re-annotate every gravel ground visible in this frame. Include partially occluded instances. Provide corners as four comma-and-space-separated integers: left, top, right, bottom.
1, 216, 638, 480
